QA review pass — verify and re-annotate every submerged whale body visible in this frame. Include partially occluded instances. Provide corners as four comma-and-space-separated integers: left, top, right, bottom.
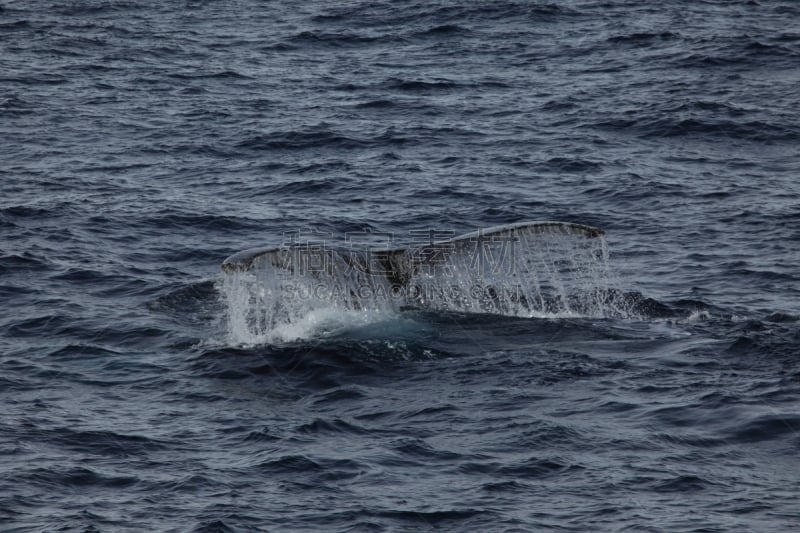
221, 221, 619, 343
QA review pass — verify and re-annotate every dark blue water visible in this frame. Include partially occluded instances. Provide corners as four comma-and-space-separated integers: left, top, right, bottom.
2, 1, 800, 531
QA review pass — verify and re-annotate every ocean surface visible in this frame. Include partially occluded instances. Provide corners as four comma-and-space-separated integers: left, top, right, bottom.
2, 0, 799, 531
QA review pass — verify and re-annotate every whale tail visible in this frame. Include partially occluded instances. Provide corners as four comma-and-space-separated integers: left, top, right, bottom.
221, 221, 604, 280
220, 221, 611, 342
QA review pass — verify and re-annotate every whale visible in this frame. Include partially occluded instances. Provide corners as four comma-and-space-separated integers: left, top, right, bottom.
221, 221, 604, 289
221, 221, 610, 340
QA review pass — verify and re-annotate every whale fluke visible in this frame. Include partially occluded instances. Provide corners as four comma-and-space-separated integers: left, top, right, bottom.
221, 221, 612, 342
221, 221, 604, 279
